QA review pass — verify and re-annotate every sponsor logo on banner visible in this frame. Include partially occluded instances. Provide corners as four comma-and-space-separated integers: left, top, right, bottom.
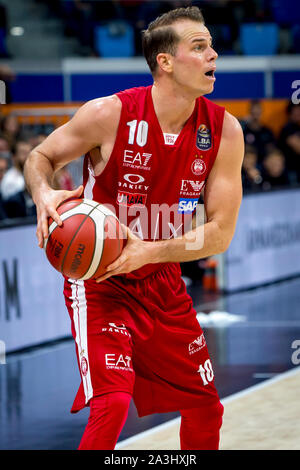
191, 158, 206, 176
105, 353, 133, 372
81, 356, 89, 376
178, 198, 198, 213
189, 334, 206, 355
123, 150, 152, 171
117, 191, 147, 208
196, 124, 212, 151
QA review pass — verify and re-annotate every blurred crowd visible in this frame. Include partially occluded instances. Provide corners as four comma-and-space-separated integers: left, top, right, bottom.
1, 0, 300, 58
0, 111, 75, 222
0, 98, 299, 222
240, 100, 300, 193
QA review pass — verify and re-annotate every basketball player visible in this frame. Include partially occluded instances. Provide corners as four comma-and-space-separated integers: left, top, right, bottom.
24, 7, 244, 450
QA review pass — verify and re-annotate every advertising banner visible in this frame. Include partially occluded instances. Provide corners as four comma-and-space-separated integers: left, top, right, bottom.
224, 189, 300, 291
0, 224, 70, 353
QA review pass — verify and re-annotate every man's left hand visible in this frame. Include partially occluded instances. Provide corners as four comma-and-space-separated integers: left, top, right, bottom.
95, 225, 153, 282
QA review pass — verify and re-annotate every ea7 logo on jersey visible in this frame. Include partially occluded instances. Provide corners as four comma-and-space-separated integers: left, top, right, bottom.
178, 198, 198, 213
105, 353, 133, 372
123, 150, 152, 171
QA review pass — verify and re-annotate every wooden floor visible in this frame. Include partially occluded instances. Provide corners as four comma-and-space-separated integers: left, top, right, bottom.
116, 366, 300, 450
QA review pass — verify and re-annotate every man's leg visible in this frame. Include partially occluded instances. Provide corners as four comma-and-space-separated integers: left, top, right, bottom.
179, 400, 224, 450
78, 391, 132, 450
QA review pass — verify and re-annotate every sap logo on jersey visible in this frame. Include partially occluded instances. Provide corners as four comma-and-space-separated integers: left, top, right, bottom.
178, 198, 198, 213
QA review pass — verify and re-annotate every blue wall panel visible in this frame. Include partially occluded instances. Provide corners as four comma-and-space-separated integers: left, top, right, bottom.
6, 68, 299, 102
10, 74, 64, 102
273, 71, 300, 98
71, 73, 153, 101
211, 72, 265, 99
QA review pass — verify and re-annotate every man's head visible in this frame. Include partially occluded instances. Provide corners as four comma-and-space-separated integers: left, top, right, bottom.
0, 136, 9, 152
142, 6, 218, 95
287, 102, 300, 125
11, 140, 32, 171
249, 100, 262, 122
243, 145, 258, 171
263, 149, 285, 178
0, 155, 8, 183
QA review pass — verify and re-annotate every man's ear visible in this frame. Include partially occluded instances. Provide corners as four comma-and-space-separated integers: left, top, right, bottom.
156, 53, 173, 74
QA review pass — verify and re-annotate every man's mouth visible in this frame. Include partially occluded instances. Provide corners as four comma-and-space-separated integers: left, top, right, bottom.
204, 69, 215, 78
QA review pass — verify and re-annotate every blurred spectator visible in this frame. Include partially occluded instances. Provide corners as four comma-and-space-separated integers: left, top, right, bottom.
0, 134, 10, 155
241, 145, 263, 191
0, 114, 21, 147
0, 153, 8, 186
53, 166, 75, 191
241, 99, 276, 161
278, 102, 300, 184
3, 188, 36, 219
1, 139, 37, 219
261, 148, 290, 190
1, 140, 32, 200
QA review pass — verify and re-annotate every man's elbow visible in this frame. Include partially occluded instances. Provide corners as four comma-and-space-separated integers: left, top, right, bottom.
214, 224, 235, 254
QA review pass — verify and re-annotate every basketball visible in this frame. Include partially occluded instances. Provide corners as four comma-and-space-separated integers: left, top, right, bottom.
44, 198, 125, 280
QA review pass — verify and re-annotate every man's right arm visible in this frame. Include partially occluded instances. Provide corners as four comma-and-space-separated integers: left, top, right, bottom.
24, 95, 121, 247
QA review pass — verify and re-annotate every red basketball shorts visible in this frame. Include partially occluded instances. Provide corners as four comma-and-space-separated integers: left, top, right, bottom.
63, 263, 221, 417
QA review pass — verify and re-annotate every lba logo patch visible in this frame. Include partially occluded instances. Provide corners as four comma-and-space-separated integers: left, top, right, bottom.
196, 124, 212, 151
178, 198, 198, 213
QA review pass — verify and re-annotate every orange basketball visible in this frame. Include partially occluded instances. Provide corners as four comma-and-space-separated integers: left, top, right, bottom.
44, 198, 125, 280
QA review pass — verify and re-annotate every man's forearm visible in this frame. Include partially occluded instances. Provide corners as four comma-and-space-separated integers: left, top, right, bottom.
24, 151, 55, 201
148, 220, 229, 264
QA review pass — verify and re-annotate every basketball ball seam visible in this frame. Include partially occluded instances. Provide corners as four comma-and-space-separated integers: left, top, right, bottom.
60, 204, 101, 275
89, 216, 110, 280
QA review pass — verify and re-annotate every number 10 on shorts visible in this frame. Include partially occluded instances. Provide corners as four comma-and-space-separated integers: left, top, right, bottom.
198, 359, 214, 386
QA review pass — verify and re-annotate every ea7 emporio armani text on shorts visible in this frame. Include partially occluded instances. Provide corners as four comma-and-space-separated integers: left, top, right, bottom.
64, 263, 222, 417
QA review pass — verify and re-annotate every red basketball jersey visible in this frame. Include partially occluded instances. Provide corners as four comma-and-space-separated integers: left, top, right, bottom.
82, 85, 225, 278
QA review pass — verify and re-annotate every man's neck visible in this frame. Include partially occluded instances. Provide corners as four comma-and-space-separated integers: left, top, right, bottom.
151, 81, 197, 135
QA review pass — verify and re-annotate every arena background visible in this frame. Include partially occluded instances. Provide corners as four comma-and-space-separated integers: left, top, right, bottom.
0, 0, 300, 451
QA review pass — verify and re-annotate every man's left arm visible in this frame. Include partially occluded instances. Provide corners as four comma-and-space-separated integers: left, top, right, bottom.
96, 111, 244, 281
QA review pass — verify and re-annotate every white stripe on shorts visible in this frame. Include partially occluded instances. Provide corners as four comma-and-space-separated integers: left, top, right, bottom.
70, 279, 93, 404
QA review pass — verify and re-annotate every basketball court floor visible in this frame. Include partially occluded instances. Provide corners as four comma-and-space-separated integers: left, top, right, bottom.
1, 277, 299, 450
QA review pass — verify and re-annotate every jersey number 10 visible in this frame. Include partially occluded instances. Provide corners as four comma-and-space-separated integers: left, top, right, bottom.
127, 120, 149, 147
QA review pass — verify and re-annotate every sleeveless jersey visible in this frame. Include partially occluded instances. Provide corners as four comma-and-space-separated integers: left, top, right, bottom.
83, 85, 225, 279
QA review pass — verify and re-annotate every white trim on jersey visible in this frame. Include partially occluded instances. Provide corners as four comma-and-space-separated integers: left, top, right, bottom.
70, 279, 93, 404
84, 162, 96, 199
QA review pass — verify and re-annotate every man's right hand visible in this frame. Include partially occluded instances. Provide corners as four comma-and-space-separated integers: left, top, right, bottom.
35, 184, 84, 248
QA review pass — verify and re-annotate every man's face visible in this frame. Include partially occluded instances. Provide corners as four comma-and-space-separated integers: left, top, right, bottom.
0, 158, 8, 182
15, 142, 32, 167
167, 20, 218, 96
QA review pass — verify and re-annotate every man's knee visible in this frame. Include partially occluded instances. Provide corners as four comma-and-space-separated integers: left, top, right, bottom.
180, 400, 224, 450
90, 391, 132, 419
